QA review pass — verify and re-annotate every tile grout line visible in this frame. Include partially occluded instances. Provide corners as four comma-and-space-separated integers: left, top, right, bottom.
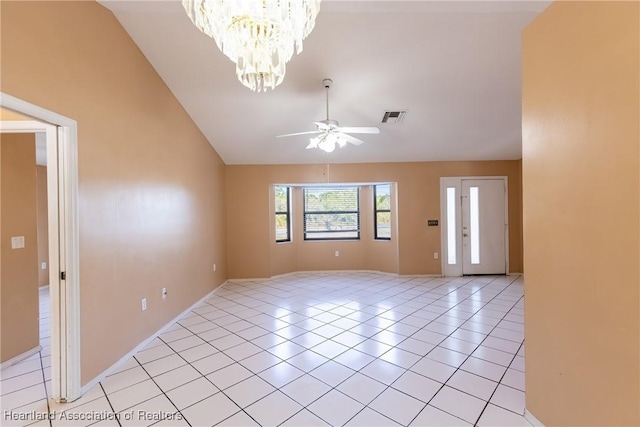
98, 382, 122, 427
19, 273, 526, 427
274, 275, 517, 426
206, 274, 427, 427
258, 274, 518, 425
296, 274, 500, 424
38, 349, 53, 427
131, 353, 193, 427
154, 336, 263, 427
393, 275, 523, 426
333, 279, 495, 424
473, 324, 526, 425
337, 275, 517, 426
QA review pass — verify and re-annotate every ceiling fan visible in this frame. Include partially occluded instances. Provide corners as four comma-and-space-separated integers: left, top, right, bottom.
277, 78, 380, 153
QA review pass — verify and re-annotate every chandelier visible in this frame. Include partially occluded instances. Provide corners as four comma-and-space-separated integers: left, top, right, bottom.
182, 0, 321, 92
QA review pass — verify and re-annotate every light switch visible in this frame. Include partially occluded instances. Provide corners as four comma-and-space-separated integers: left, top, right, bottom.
11, 236, 25, 249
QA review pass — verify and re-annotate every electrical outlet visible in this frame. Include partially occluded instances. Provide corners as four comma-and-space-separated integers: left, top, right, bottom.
162, 288, 167, 299
141, 298, 147, 311
434, 252, 439, 259
335, 250, 340, 257
213, 264, 216, 272
41, 262, 47, 270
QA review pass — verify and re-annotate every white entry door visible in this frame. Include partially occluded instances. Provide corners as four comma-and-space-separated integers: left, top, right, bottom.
461, 179, 506, 275
440, 177, 508, 277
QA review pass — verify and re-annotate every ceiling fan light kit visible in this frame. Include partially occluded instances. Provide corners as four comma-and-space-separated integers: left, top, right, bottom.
278, 79, 380, 153
182, 0, 321, 92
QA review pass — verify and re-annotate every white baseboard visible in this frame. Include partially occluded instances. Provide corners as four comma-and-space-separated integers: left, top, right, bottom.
228, 270, 404, 283
231, 271, 487, 283
295, 269, 395, 276
231, 270, 447, 281
227, 277, 270, 282
399, 274, 442, 278
524, 409, 545, 426
270, 270, 402, 279
372, 270, 401, 277
80, 281, 228, 395
0, 345, 42, 370
39, 285, 49, 291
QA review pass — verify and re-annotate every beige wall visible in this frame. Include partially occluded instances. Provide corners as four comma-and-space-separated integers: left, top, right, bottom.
36, 166, 48, 287
0, 114, 49, 288
0, 108, 33, 121
227, 161, 522, 278
523, 2, 639, 425
1, 1, 227, 384
1, 133, 39, 363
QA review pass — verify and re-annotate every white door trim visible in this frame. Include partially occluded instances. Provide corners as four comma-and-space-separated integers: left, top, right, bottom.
1, 92, 81, 402
440, 176, 509, 277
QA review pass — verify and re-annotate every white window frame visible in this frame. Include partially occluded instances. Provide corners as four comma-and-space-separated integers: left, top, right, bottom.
303, 186, 360, 241
274, 185, 292, 243
373, 183, 392, 240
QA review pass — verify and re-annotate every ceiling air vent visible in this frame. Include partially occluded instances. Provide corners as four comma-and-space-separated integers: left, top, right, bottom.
381, 110, 407, 124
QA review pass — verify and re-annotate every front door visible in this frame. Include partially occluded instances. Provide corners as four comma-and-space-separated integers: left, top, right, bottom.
440, 177, 508, 276
461, 179, 506, 275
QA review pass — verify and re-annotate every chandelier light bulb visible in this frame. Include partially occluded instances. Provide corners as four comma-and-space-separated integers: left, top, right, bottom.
183, 0, 321, 92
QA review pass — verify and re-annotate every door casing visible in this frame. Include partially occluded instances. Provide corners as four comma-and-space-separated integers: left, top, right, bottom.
1, 92, 81, 402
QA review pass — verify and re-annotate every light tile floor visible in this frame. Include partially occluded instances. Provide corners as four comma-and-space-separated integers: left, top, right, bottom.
1, 273, 529, 426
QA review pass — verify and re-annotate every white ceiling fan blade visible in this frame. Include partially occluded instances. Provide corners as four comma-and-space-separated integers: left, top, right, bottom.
338, 126, 380, 134
277, 130, 319, 138
341, 133, 365, 146
306, 135, 321, 149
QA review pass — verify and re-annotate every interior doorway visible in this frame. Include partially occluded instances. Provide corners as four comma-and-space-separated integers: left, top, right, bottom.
0, 93, 81, 403
440, 176, 509, 276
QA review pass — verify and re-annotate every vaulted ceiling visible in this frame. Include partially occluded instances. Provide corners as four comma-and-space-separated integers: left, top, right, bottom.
100, 1, 550, 164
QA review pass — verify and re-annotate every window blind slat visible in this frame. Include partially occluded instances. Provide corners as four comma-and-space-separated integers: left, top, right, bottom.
303, 187, 360, 240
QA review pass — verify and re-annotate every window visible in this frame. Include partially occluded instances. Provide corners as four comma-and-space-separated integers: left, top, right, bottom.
374, 184, 391, 240
446, 186, 457, 264
275, 186, 291, 242
303, 187, 359, 240
470, 186, 480, 264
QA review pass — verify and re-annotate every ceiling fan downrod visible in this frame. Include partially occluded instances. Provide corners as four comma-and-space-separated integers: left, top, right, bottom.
323, 78, 332, 121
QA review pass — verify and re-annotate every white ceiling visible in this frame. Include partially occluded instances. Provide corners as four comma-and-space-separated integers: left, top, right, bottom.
99, 0, 550, 165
